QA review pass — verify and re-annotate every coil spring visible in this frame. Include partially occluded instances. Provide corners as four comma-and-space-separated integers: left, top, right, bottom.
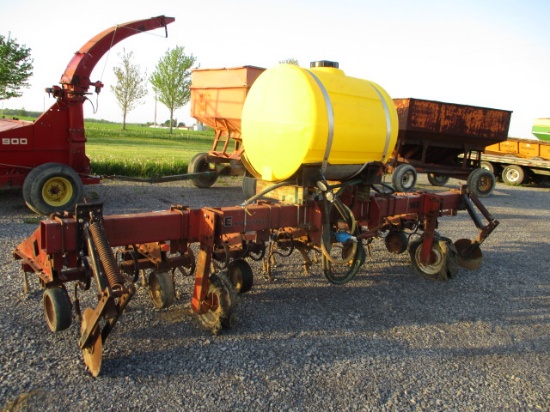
89, 221, 125, 292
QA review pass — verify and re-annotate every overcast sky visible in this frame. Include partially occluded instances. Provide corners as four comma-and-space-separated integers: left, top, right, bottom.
1, 0, 549, 138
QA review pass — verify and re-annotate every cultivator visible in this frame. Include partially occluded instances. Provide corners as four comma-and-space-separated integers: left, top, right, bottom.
14, 167, 498, 376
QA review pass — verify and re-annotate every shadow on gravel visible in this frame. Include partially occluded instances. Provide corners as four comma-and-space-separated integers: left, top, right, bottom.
95, 251, 549, 378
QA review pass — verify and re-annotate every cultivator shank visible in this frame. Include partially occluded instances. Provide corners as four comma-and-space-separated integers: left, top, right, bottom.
14, 180, 498, 376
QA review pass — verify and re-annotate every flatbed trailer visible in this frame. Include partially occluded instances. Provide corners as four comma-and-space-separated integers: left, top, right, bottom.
387, 98, 512, 197
481, 137, 550, 185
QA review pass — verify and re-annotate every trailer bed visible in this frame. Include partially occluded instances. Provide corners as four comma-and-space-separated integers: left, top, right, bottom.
389, 98, 512, 177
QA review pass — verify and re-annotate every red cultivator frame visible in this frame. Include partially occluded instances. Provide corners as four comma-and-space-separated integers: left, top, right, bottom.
14, 165, 498, 376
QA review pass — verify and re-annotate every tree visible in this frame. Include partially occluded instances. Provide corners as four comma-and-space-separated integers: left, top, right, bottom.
279, 58, 299, 65
150, 46, 197, 134
110, 49, 148, 130
0, 34, 33, 101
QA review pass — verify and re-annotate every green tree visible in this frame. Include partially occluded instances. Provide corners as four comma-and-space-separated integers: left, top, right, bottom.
279, 58, 299, 65
150, 46, 197, 134
0, 34, 33, 101
110, 49, 148, 130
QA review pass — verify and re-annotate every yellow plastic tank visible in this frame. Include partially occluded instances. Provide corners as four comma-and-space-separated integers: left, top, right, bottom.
241, 61, 398, 182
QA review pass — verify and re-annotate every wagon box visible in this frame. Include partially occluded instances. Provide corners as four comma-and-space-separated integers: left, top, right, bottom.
190, 66, 265, 135
388, 98, 512, 196
393, 98, 512, 148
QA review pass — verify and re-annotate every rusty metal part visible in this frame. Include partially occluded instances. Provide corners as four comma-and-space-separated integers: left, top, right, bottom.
454, 238, 483, 270
81, 308, 102, 378
389, 98, 512, 179
384, 230, 408, 254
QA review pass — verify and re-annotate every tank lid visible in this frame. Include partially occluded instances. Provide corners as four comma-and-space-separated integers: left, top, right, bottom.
310, 60, 339, 69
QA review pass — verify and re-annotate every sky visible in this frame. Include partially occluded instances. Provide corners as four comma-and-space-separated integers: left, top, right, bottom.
1, 0, 549, 138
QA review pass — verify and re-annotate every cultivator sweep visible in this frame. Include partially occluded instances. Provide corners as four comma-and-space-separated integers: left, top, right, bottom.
14, 169, 498, 376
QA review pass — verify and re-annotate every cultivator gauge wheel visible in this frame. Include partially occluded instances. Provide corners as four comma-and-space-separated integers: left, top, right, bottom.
409, 237, 458, 281
197, 273, 236, 334
148, 271, 175, 309
227, 259, 254, 294
80, 308, 102, 378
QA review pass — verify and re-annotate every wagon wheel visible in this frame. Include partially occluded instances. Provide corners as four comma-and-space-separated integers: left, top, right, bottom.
392, 164, 417, 192
427, 173, 450, 187
227, 259, 254, 294
43, 287, 73, 332
480, 161, 494, 174
80, 307, 103, 378
502, 165, 525, 186
409, 237, 458, 281
467, 168, 495, 198
188, 152, 218, 188
148, 271, 175, 309
28, 163, 83, 215
197, 273, 236, 334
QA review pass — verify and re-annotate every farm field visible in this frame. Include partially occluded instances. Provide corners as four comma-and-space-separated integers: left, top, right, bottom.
85, 122, 214, 177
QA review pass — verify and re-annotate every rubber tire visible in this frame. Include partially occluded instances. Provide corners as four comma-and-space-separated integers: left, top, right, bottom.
188, 153, 218, 188
29, 163, 83, 215
148, 271, 175, 309
467, 168, 496, 198
480, 161, 494, 174
22, 163, 54, 214
227, 259, 254, 294
427, 173, 450, 186
501, 165, 525, 186
43, 287, 72, 332
392, 164, 417, 192
409, 238, 456, 281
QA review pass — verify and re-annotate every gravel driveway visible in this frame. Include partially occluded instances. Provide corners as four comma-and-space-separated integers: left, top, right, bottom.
1, 176, 548, 411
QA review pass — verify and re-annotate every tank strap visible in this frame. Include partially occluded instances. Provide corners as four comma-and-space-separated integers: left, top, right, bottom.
368, 83, 393, 163
305, 70, 334, 175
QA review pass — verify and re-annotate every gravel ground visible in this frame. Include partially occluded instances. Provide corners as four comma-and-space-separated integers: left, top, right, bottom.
0, 176, 549, 411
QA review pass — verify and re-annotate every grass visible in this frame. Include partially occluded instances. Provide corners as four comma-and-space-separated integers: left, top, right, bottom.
85, 123, 215, 177
3, 114, 216, 178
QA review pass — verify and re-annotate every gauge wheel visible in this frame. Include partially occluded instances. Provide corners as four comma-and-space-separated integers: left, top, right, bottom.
409, 237, 457, 281
29, 163, 83, 215
227, 259, 254, 294
148, 271, 175, 309
188, 153, 218, 188
43, 287, 72, 332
